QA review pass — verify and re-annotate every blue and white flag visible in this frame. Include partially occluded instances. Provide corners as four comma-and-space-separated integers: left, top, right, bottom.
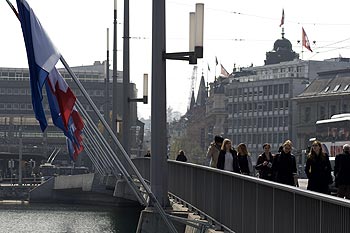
16, 0, 84, 160
16, 0, 61, 131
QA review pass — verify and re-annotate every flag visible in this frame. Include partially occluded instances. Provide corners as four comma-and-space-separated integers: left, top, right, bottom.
16, 0, 84, 160
220, 64, 229, 77
215, 56, 218, 66
207, 63, 210, 71
16, 0, 60, 131
279, 9, 284, 27
302, 27, 313, 52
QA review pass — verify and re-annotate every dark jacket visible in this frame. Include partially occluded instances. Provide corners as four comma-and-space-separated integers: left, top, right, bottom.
305, 153, 332, 194
238, 154, 250, 175
176, 154, 187, 162
255, 152, 274, 181
272, 151, 297, 186
334, 151, 350, 186
217, 149, 240, 173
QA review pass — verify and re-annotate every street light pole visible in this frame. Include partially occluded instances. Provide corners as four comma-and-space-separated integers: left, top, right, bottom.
122, 0, 130, 154
19, 126, 22, 186
151, 0, 169, 207
112, 0, 118, 137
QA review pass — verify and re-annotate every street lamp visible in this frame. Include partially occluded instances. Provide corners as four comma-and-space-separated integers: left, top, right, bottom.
128, 73, 148, 104
164, 3, 204, 64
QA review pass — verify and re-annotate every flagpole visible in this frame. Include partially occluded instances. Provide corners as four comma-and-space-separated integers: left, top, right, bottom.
59, 56, 177, 233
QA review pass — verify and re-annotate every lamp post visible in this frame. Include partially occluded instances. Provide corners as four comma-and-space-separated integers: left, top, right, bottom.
112, 0, 118, 137
151, 1, 204, 207
122, 0, 131, 154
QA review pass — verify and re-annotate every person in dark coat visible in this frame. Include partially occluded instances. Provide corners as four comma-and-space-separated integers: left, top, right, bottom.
334, 144, 350, 199
144, 150, 151, 157
272, 140, 297, 186
305, 140, 333, 194
255, 143, 274, 181
237, 143, 253, 176
217, 139, 240, 173
176, 150, 187, 162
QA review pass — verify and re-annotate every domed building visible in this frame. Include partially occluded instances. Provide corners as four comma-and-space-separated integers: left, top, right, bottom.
265, 30, 299, 65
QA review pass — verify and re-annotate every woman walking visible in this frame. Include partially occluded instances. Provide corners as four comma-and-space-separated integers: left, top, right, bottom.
217, 139, 240, 173
272, 140, 297, 186
305, 140, 332, 194
256, 143, 274, 180
237, 143, 253, 176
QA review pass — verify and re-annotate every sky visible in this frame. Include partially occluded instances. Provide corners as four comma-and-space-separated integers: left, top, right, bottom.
1, 0, 350, 119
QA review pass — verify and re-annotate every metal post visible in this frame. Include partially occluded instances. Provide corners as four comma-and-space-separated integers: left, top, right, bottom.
19, 125, 22, 186
112, 0, 118, 137
122, 0, 130, 154
105, 28, 110, 138
152, 0, 169, 207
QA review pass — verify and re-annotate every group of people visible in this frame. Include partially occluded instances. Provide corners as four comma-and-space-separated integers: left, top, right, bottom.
206, 136, 255, 177
206, 135, 350, 199
206, 136, 297, 186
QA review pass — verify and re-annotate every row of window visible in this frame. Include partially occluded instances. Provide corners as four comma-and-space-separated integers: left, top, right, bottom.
228, 101, 289, 113
230, 116, 289, 128
230, 132, 289, 150
0, 103, 105, 112
0, 71, 102, 80
302, 104, 349, 123
228, 83, 290, 97
0, 88, 108, 97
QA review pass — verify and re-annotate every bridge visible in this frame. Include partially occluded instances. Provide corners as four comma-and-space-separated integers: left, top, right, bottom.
131, 158, 350, 233
28, 157, 350, 233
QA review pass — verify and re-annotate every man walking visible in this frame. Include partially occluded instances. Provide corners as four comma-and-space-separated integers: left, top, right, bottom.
206, 135, 224, 168
334, 144, 350, 199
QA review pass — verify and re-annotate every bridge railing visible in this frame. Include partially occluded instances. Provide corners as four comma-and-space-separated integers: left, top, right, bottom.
132, 157, 350, 233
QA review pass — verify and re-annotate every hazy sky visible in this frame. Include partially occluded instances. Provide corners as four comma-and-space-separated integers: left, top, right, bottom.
1, 0, 350, 119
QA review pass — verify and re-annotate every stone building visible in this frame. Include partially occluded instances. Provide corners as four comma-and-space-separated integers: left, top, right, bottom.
293, 68, 350, 153
221, 33, 350, 161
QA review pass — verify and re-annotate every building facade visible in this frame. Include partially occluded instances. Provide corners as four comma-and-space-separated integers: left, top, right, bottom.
0, 61, 142, 176
294, 68, 350, 153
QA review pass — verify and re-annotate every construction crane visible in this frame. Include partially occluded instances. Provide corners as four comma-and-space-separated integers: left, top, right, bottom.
187, 65, 197, 110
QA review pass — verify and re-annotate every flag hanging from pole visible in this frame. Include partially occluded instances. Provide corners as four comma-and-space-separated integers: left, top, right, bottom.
207, 63, 210, 71
220, 64, 229, 77
15, 0, 84, 160
302, 27, 313, 52
215, 56, 218, 66
279, 9, 284, 27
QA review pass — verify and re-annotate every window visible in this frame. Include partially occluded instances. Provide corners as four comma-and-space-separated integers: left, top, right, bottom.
324, 86, 330, 92
343, 104, 348, 113
344, 84, 349, 91
284, 83, 289, 93
320, 106, 326, 119
330, 105, 336, 116
333, 84, 341, 91
304, 107, 311, 123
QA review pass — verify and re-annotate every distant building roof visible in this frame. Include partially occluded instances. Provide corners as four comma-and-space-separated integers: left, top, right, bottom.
295, 68, 350, 98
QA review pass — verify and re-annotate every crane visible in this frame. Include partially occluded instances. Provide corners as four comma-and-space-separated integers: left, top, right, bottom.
187, 65, 197, 110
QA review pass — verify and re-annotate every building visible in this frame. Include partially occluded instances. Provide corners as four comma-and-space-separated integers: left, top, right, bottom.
0, 61, 142, 177
221, 33, 350, 161
294, 68, 350, 152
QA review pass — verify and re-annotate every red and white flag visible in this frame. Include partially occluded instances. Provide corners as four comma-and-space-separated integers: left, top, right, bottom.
220, 64, 229, 77
302, 27, 313, 52
279, 9, 284, 27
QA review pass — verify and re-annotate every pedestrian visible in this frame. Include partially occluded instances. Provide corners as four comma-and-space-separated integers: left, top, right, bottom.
334, 144, 350, 199
206, 135, 224, 168
272, 140, 298, 186
237, 143, 253, 176
144, 150, 151, 157
176, 150, 188, 162
217, 139, 240, 173
255, 143, 274, 181
305, 140, 333, 194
